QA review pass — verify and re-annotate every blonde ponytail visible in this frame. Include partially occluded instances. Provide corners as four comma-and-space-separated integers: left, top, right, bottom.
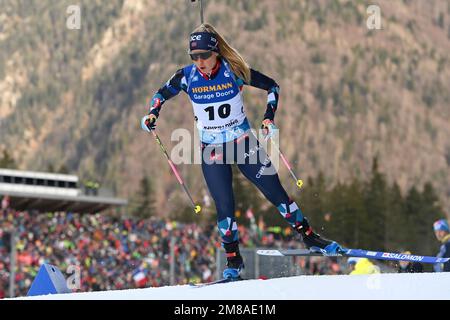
192, 23, 251, 83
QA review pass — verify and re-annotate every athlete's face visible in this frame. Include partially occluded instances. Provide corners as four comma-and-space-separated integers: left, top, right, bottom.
190, 50, 218, 74
435, 230, 447, 241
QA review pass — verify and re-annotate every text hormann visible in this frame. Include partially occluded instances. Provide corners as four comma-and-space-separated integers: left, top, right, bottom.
192, 82, 233, 93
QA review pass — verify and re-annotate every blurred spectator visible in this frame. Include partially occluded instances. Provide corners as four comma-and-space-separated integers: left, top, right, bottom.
397, 251, 423, 273
0, 282, 5, 299
347, 257, 380, 275
1, 195, 9, 210
83, 180, 100, 196
432, 218, 450, 272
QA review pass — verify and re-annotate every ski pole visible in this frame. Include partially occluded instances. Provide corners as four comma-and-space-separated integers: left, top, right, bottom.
265, 134, 304, 189
191, 0, 204, 24
150, 129, 202, 214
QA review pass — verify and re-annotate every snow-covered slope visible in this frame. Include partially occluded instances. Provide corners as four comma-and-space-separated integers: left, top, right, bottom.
14, 272, 450, 300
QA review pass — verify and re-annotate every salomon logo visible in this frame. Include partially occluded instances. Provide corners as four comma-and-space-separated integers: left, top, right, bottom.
382, 252, 424, 261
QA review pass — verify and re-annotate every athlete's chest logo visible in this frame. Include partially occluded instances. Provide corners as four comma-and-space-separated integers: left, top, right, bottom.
191, 82, 234, 93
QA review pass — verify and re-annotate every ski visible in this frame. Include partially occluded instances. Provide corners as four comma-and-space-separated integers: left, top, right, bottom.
256, 248, 450, 264
189, 277, 243, 288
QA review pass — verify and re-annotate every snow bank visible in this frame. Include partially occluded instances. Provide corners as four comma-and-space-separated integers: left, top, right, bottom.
14, 272, 450, 300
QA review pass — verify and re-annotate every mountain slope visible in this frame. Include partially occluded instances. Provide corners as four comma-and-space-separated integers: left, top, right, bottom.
0, 0, 449, 212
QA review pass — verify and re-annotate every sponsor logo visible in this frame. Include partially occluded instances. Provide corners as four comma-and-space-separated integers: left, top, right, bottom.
366, 251, 377, 256
255, 156, 271, 178
203, 118, 239, 131
382, 252, 424, 261
191, 35, 202, 41
193, 93, 215, 100
244, 144, 263, 160
224, 70, 230, 78
215, 89, 234, 98
191, 82, 233, 93
193, 90, 234, 100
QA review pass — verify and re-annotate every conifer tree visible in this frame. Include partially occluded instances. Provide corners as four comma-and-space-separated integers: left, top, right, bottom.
404, 186, 423, 252
385, 182, 407, 250
131, 175, 156, 219
362, 157, 388, 250
0, 150, 16, 169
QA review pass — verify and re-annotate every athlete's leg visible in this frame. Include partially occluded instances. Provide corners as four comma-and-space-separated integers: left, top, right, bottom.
201, 143, 243, 278
235, 133, 344, 254
235, 133, 304, 228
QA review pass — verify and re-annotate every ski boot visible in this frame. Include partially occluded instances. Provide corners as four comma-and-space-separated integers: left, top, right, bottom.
222, 241, 244, 280
295, 217, 347, 255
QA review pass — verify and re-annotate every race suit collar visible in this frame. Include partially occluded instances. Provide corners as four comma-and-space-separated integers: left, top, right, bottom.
197, 59, 221, 80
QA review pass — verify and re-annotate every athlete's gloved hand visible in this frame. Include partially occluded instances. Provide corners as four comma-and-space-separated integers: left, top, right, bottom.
261, 119, 278, 140
141, 114, 157, 132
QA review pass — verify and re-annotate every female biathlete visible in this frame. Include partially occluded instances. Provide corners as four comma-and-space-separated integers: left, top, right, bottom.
142, 23, 343, 280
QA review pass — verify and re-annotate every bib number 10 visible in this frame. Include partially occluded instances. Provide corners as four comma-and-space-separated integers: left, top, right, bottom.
204, 104, 231, 121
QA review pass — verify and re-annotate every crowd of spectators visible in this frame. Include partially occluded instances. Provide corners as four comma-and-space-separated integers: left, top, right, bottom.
0, 206, 346, 298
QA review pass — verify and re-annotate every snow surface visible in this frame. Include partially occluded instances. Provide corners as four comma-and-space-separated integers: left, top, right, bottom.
12, 272, 450, 300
